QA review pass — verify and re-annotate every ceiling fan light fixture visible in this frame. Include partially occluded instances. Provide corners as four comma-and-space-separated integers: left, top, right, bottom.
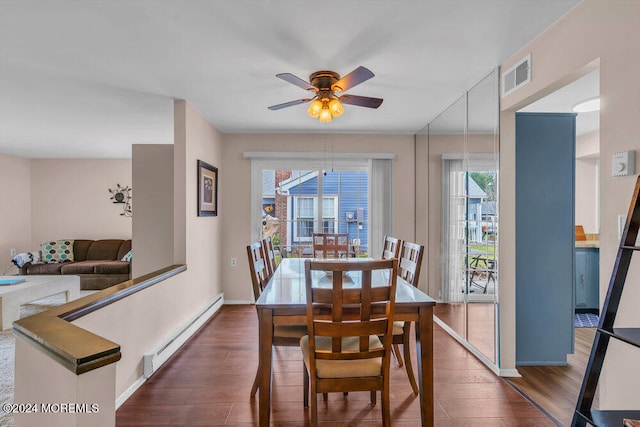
270, 66, 382, 122
328, 98, 344, 118
319, 106, 332, 123
307, 99, 323, 118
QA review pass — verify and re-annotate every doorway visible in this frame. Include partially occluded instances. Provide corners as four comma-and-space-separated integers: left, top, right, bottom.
518, 68, 601, 324
506, 67, 600, 422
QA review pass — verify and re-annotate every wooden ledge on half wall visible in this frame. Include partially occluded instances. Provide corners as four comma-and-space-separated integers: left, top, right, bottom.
12, 264, 187, 375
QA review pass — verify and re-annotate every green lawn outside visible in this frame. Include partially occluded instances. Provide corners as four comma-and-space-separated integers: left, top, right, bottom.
468, 244, 496, 268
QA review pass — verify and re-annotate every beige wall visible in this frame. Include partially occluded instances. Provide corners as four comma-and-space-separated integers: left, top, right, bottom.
0, 153, 32, 274
14, 338, 116, 427
132, 144, 174, 278
73, 100, 223, 400
220, 133, 415, 302
415, 133, 428, 290
180, 100, 223, 295
30, 158, 132, 248
575, 131, 599, 234
500, 0, 640, 405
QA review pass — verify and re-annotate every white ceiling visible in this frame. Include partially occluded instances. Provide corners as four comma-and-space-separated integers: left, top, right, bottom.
520, 68, 600, 135
0, 0, 582, 159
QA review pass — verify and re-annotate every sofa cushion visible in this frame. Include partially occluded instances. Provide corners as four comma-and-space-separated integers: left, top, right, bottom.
24, 263, 63, 274
41, 240, 74, 263
94, 261, 130, 275
72, 240, 94, 262
86, 240, 125, 261
60, 261, 103, 275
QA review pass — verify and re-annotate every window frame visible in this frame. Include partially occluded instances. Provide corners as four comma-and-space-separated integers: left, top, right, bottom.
247, 151, 394, 256
291, 195, 339, 242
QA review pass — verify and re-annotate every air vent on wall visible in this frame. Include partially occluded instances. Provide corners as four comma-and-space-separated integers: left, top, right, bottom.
502, 54, 531, 97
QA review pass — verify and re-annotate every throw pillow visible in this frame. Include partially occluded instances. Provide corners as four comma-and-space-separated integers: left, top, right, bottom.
11, 251, 41, 268
41, 240, 74, 263
121, 250, 133, 262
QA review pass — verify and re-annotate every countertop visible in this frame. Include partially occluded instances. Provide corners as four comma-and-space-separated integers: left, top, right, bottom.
576, 240, 599, 248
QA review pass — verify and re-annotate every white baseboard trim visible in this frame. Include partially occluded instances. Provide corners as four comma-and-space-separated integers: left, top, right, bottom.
224, 299, 254, 305
116, 294, 225, 407
499, 368, 522, 377
516, 361, 568, 367
433, 316, 520, 378
143, 293, 225, 378
116, 376, 146, 409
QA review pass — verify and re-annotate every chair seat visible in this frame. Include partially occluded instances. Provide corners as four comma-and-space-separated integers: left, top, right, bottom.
274, 324, 307, 338
392, 320, 405, 336
301, 335, 383, 379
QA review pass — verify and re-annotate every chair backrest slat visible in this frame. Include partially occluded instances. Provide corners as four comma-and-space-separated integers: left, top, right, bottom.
381, 235, 402, 260
262, 236, 277, 276
247, 241, 270, 300
312, 233, 349, 259
398, 241, 425, 287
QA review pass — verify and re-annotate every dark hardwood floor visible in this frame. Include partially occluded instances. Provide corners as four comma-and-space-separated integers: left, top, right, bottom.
116, 305, 554, 426
433, 303, 596, 427
506, 328, 596, 427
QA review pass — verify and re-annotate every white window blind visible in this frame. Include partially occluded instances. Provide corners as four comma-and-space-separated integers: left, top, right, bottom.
369, 159, 393, 259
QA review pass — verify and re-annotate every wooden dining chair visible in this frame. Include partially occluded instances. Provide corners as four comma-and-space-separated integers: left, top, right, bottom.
312, 233, 349, 258
301, 258, 398, 427
247, 241, 307, 397
381, 236, 405, 368
262, 236, 278, 276
392, 240, 425, 395
381, 235, 402, 260
247, 241, 270, 301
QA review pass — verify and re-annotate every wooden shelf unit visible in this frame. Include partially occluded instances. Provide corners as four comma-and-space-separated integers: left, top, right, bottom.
572, 176, 640, 426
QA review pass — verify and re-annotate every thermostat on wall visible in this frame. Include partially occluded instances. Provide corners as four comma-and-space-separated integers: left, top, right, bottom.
612, 150, 635, 177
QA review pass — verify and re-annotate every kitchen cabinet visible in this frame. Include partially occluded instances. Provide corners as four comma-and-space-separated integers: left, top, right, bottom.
575, 247, 599, 312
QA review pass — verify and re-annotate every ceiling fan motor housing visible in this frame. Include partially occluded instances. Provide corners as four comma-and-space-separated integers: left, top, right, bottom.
309, 71, 341, 95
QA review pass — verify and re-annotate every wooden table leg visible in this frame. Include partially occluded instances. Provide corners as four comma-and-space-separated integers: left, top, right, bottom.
415, 305, 434, 426
258, 308, 273, 427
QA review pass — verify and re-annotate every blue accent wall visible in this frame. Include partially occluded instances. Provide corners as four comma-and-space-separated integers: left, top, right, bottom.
516, 112, 576, 365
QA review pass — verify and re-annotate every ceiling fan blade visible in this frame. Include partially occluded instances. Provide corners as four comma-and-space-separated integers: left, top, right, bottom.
332, 66, 375, 92
268, 98, 312, 110
276, 73, 317, 91
339, 94, 383, 109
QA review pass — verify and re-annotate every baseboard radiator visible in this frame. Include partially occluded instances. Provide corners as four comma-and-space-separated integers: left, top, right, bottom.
143, 293, 224, 378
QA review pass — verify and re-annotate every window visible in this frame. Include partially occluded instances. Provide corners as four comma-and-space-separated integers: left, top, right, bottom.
321, 197, 338, 233
248, 152, 393, 259
292, 196, 338, 241
296, 197, 315, 239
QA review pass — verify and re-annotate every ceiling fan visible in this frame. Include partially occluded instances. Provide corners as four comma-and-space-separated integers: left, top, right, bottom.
268, 66, 383, 122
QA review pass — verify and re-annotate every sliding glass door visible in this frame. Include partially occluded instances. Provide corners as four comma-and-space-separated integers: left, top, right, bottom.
259, 169, 369, 258
248, 153, 393, 262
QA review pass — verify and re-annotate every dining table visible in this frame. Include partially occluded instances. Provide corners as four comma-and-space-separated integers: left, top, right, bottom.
255, 257, 436, 426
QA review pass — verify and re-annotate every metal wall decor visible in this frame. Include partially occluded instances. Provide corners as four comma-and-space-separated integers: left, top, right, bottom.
108, 184, 132, 217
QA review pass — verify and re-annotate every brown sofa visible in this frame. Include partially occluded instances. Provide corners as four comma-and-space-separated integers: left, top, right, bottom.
19, 239, 132, 290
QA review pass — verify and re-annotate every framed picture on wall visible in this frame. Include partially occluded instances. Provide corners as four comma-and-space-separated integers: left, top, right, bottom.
198, 160, 218, 216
